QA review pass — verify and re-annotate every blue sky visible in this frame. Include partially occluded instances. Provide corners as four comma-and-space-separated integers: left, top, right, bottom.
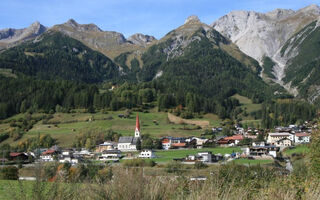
0, 0, 319, 39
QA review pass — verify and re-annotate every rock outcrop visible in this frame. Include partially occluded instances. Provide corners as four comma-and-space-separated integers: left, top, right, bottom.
0, 21, 46, 49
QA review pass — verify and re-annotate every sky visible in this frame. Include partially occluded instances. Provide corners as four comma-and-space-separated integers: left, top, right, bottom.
0, 0, 320, 39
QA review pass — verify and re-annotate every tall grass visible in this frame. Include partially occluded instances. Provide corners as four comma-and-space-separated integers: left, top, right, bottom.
6, 163, 320, 200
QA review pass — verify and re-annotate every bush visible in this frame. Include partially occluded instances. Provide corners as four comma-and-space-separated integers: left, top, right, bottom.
0, 166, 19, 180
194, 161, 208, 169
123, 159, 156, 167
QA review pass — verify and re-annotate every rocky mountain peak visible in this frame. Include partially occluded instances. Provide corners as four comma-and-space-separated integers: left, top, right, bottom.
298, 4, 320, 14
0, 22, 46, 48
127, 33, 156, 46
184, 15, 201, 24
66, 19, 78, 27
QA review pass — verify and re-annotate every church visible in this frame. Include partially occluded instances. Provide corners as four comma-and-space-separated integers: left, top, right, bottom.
117, 113, 141, 152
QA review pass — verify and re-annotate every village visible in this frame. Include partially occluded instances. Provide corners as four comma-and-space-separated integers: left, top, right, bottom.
2, 113, 313, 168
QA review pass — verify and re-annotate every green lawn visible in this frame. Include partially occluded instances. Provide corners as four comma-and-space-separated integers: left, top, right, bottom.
232, 94, 262, 121
283, 145, 310, 156
152, 147, 241, 163
232, 158, 274, 165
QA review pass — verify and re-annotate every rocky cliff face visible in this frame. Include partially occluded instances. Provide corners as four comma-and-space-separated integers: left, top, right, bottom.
127, 33, 156, 47
212, 4, 320, 91
0, 22, 46, 49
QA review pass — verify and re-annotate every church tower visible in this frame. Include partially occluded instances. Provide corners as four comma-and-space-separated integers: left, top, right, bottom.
134, 113, 141, 138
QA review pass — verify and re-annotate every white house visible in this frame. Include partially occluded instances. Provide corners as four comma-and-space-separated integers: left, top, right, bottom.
59, 150, 79, 164
40, 149, 57, 162
138, 149, 156, 158
98, 150, 122, 161
197, 152, 212, 163
294, 132, 311, 144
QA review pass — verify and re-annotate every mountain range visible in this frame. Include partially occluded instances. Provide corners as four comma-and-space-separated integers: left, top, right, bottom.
0, 4, 319, 103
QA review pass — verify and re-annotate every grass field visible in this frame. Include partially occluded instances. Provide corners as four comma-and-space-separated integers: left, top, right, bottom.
283, 145, 310, 157
232, 158, 274, 165
152, 147, 241, 163
232, 94, 262, 125
0, 110, 223, 147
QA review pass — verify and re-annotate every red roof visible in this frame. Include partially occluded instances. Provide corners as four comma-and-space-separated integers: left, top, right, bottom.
42, 149, 56, 155
224, 135, 244, 141
10, 152, 24, 157
136, 113, 140, 131
295, 132, 310, 137
172, 143, 186, 147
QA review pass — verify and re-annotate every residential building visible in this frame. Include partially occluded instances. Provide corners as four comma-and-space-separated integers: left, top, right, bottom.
249, 146, 279, 158
40, 149, 58, 162
217, 135, 244, 146
161, 137, 172, 150
276, 138, 293, 147
138, 149, 156, 158
96, 141, 116, 153
294, 132, 311, 144
59, 150, 79, 164
9, 152, 29, 161
267, 132, 293, 145
98, 150, 122, 161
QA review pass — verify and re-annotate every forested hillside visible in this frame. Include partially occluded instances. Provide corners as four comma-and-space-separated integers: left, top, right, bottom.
0, 31, 120, 83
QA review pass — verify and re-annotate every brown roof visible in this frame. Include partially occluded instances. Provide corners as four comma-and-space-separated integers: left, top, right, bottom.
42, 149, 56, 155
295, 132, 310, 137
171, 143, 186, 147
224, 135, 244, 140
10, 152, 24, 157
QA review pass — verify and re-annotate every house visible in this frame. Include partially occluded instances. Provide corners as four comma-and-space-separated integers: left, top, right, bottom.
249, 145, 280, 158
183, 152, 220, 164
161, 137, 172, 150
294, 132, 311, 144
171, 137, 187, 149
267, 132, 293, 145
98, 150, 122, 161
9, 152, 29, 161
118, 113, 141, 152
252, 141, 265, 147
96, 141, 116, 153
74, 149, 94, 159
217, 135, 244, 146
59, 150, 79, 164
40, 149, 58, 162
161, 137, 187, 149
138, 149, 156, 158
276, 138, 293, 147
186, 137, 208, 149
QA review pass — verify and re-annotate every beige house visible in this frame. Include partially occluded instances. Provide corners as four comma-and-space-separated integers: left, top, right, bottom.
276, 138, 293, 147
267, 132, 293, 145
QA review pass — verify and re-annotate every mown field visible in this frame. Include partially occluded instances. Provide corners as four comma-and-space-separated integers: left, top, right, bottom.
0, 94, 262, 148
0, 110, 222, 147
283, 144, 310, 157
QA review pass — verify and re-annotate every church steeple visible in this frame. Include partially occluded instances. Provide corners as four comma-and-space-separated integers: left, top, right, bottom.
135, 113, 141, 138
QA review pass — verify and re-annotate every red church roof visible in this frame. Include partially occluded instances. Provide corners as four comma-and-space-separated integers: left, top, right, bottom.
136, 113, 140, 131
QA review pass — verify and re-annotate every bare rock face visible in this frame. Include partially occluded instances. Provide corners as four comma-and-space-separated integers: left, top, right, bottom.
212, 4, 320, 89
184, 15, 201, 24
127, 33, 156, 46
0, 21, 46, 49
